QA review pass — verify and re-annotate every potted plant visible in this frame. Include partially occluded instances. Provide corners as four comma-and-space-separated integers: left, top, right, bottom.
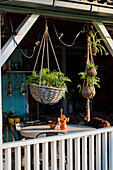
77, 71, 100, 98
89, 30, 106, 56
87, 62, 98, 77
26, 68, 71, 104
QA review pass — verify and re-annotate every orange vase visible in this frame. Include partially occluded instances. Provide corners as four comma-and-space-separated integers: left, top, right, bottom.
60, 120, 67, 130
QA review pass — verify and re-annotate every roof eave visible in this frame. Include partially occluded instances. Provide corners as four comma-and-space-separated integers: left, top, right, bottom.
0, 0, 113, 21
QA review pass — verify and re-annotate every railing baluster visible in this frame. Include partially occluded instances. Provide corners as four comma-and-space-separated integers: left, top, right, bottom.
59, 140, 65, 170
34, 144, 40, 170
51, 141, 57, 170
5, 148, 11, 170
75, 137, 80, 170
109, 131, 113, 170
96, 133, 101, 170
15, 146, 21, 170
89, 135, 94, 170
25, 145, 31, 170
67, 138, 73, 170
42, 142, 48, 170
102, 132, 108, 170
3, 127, 113, 170
82, 136, 87, 170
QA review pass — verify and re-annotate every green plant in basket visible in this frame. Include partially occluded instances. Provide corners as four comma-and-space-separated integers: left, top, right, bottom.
88, 62, 98, 70
89, 30, 106, 55
77, 71, 100, 93
87, 62, 98, 77
26, 68, 71, 97
77, 71, 100, 99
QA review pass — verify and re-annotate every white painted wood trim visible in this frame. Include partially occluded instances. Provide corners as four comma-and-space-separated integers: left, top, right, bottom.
25, 145, 31, 170
67, 138, 73, 170
109, 132, 113, 170
43, 142, 48, 170
89, 135, 94, 170
34, 144, 40, 170
93, 21, 113, 57
102, 132, 108, 170
75, 137, 80, 170
15, 146, 21, 170
96, 133, 101, 170
2, 127, 113, 170
51, 141, 57, 170
82, 136, 87, 170
5, 148, 11, 170
3, 127, 113, 149
59, 140, 65, 170
0, 14, 39, 67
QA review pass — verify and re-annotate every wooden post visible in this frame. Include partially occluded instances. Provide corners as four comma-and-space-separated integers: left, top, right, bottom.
0, 13, 2, 170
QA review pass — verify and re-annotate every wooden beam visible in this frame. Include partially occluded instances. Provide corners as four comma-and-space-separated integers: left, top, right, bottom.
93, 21, 113, 57
0, 5, 113, 23
0, 14, 39, 67
0, 13, 2, 170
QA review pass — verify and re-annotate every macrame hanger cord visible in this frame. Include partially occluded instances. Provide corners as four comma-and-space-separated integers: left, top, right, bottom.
48, 32, 66, 88
89, 43, 94, 64
86, 34, 91, 121
33, 19, 66, 88
39, 31, 46, 86
33, 32, 45, 71
83, 35, 90, 88
45, 21, 49, 71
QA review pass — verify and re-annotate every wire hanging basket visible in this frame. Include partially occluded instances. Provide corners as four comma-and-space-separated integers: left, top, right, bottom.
29, 21, 66, 105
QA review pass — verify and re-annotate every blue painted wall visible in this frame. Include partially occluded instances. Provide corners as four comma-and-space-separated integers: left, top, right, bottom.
2, 73, 28, 115
2, 49, 29, 142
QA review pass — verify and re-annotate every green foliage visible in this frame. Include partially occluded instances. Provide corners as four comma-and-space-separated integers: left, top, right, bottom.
77, 70, 100, 93
89, 30, 106, 55
26, 68, 71, 97
77, 84, 82, 93
88, 62, 98, 70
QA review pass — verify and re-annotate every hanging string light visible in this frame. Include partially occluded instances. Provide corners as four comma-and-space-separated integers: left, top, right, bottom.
52, 20, 86, 47
8, 14, 43, 59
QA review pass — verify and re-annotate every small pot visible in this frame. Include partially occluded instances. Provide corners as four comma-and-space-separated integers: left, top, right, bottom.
92, 47, 97, 56
48, 121, 58, 129
87, 68, 97, 77
81, 86, 96, 99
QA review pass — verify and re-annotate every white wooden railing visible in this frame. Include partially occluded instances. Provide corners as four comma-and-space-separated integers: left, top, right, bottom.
2, 126, 113, 170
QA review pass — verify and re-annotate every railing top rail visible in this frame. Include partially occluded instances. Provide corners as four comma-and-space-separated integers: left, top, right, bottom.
2, 126, 113, 149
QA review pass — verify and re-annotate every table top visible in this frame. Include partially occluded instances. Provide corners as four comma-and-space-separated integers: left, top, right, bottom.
20, 124, 95, 138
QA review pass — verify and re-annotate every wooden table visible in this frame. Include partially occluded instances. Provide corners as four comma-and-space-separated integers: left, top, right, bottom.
20, 124, 95, 138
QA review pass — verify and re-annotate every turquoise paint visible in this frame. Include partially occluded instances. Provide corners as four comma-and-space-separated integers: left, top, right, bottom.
2, 73, 28, 115
2, 49, 29, 142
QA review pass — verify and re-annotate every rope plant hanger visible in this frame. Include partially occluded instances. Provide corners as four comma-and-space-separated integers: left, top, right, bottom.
28, 20, 71, 105
80, 25, 100, 121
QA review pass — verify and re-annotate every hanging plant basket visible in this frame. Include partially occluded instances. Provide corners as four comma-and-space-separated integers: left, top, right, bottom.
81, 86, 96, 99
26, 21, 71, 105
92, 47, 97, 56
30, 84, 65, 105
87, 68, 97, 77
